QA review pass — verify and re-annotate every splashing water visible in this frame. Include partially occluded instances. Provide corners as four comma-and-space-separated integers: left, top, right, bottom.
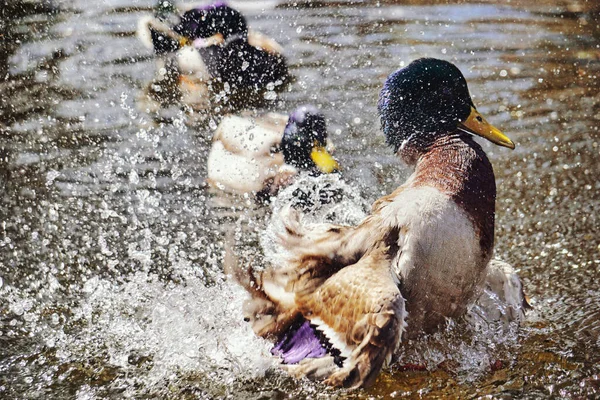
261, 173, 369, 267
3, 267, 274, 398
2, 0, 600, 398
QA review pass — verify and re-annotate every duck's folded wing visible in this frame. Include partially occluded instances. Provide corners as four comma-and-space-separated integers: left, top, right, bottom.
207, 141, 282, 194
213, 115, 283, 156
286, 246, 406, 388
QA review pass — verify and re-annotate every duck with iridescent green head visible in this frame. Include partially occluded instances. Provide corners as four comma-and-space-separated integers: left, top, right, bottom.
234, 58, 527, 388
137, 2, 288, 112
207, 105, 339, 198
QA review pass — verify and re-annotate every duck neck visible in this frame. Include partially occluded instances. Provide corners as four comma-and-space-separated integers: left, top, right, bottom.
407, 133, 497, 259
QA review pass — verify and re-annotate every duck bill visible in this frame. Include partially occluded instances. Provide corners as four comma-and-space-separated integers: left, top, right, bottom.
458, 107, 515, 149
310, 145, 340, 174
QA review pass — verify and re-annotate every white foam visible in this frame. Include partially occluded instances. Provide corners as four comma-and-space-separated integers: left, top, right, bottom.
3, 269, 274, 397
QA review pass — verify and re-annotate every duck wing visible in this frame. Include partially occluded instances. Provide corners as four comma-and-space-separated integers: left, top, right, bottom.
271, 186, 406, 266
290, 245, 406, 388
244, 241, 405, 388
272, 205, 384, 268
213, 114, 284, 156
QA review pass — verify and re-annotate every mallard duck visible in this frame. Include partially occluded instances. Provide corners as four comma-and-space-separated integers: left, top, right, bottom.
207, 105, 340, 197
233, 58, 527, 388
137, 1, 288, 111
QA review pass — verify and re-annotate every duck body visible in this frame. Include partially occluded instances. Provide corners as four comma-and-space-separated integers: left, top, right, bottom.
207, 106, 339, 197
374, 133, 496, 337
207, 112, 290, 194
243, 133, 495, 387
137, 2, 288, 112
231, 58, 524, 388
196, 37, 287, 92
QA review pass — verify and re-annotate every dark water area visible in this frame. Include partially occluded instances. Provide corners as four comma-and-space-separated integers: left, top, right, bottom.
0, 0, 599, 398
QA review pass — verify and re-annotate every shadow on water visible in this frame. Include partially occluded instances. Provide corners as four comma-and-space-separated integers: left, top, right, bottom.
0, 0, 599, 398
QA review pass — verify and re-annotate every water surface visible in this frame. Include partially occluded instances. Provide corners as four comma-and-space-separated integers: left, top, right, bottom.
1, 0, 599, 398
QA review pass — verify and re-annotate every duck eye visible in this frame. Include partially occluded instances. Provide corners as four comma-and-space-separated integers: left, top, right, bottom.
476, 116, 483, 122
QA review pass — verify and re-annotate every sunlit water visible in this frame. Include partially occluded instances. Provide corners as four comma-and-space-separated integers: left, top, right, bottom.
1, 0, 599, 398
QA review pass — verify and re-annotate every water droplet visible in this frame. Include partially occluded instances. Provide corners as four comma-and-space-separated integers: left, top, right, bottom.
45, 170, 60, 187
263, 91, 277, 101
129, 170, 139, 184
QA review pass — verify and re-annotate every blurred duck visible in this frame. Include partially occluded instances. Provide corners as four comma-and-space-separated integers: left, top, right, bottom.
137, 1, 288, 111
207, 105, 340, 197
233, 58, 528, 388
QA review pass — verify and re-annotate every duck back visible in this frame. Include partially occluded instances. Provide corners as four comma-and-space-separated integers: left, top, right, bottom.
199, 40, 288, 90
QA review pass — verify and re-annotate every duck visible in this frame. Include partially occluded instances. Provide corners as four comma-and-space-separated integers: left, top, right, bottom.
207, 105, 340, 198
137, 1, 288, 111
230, 58, 528, 388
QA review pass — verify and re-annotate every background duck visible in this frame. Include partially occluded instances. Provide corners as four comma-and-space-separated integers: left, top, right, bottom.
232, 58, 528, 388
137, 1, 288, 113
207, 105, 339, 198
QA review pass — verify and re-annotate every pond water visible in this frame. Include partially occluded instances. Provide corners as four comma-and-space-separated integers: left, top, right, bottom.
1, 0, 599, 398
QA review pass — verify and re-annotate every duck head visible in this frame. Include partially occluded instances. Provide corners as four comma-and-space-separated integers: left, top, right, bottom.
174, 2, 248, 41
281, 106, 340, 174
378, 58, 514, 162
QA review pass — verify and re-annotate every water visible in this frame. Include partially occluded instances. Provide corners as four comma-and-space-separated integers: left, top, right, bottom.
1, 0, 599, 398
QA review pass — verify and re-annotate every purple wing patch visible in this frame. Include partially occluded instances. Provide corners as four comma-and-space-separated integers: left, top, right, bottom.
271, 320, 327, 364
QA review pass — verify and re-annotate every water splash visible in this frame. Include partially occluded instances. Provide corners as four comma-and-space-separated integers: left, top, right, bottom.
261, 173, 369, 266
2, 268, 274, 398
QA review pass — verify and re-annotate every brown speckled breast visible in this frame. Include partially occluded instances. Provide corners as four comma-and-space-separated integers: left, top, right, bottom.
407, 133, 496, 262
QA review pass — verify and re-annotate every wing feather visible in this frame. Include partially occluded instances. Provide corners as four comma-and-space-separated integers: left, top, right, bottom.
291, 245, 407, 388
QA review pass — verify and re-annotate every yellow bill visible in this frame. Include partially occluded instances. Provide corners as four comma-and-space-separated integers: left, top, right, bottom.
311, 144, 340, 174
179, 37, 191, 47
458, 106, 515, 149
